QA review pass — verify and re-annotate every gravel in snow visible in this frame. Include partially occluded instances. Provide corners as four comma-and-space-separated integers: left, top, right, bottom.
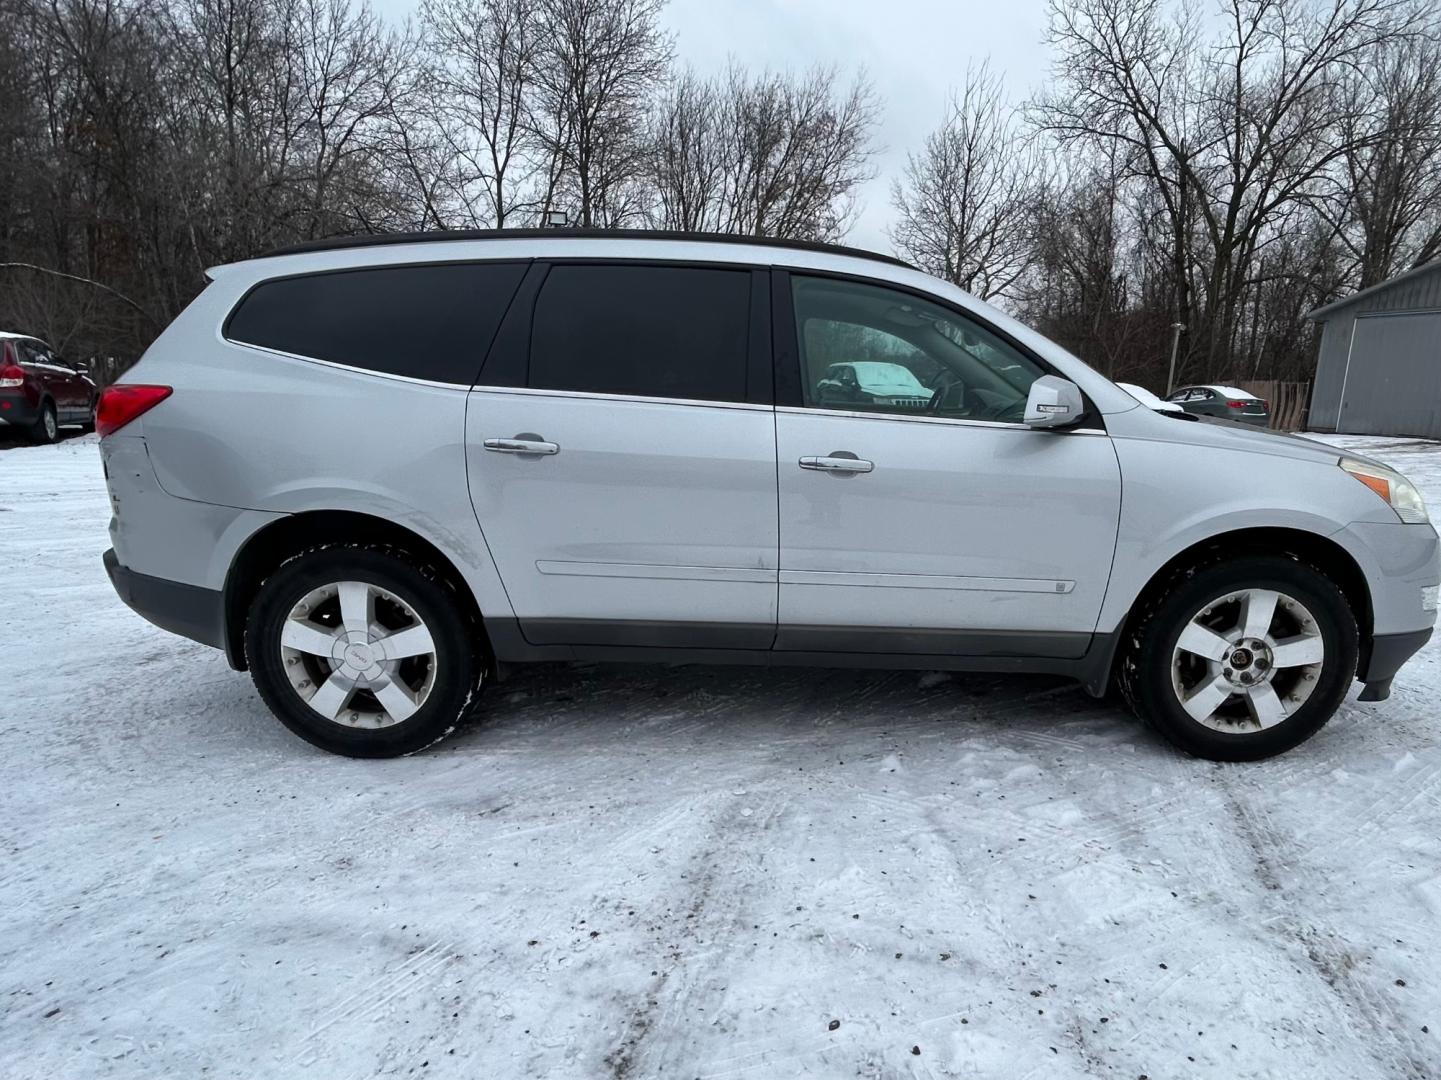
2, 432, 1439, 1079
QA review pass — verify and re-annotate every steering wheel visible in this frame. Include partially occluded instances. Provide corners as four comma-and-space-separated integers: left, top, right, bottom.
924, 371, 963, 415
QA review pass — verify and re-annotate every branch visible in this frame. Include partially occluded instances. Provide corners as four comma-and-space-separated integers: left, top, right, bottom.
0, 264, 162, 326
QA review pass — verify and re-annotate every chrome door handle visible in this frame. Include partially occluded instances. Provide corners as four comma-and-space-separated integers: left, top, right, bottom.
799, 454, 873, 474
483, 437, 559, 455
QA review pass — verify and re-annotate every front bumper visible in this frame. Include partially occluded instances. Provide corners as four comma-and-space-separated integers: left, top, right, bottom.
104, 548, 227, 651
1357, 628, 1433, 701
1333, 518, 1440, 700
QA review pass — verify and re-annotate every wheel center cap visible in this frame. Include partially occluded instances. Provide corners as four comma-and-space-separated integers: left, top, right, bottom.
344, 642, 377, 669
1230, 647, 1253, 668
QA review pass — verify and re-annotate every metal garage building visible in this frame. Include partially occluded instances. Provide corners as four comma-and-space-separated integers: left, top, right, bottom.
1307, 260, 1441, 438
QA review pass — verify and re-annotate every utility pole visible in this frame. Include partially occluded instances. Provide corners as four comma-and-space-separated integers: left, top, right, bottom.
1165, 322, 1186, 396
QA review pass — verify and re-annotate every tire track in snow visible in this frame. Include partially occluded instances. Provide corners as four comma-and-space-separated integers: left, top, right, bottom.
1217, 775, 1435, 1079
294, 941, 455, 1062
1297, 758, 1441, 865
602, 789, 787, 1079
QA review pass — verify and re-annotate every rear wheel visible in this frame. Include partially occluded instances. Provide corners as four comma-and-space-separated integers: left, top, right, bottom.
245, 545, 485, 757
29, 400, 58, 444
1119, 556, 1358, 761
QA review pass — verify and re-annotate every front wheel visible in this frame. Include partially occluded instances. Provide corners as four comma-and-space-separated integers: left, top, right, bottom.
1119, 556, 1358, 761
245, 545, 485, 757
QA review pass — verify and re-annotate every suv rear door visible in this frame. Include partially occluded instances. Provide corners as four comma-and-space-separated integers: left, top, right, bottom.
465, 261, 778, 649
772, 271, 1122, 658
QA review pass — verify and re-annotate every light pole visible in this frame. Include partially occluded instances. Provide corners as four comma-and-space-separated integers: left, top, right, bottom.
1165, 322, 1186, 396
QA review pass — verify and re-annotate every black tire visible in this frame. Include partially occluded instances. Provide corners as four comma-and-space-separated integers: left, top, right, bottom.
29, 400, 59, 444
245, 544, 486, 757
1118, 555, 1358, 761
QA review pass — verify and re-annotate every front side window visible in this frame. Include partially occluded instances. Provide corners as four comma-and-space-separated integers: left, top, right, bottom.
226, 262, 526, 384
528, 264, 750, 403
791, 275, 1045, 423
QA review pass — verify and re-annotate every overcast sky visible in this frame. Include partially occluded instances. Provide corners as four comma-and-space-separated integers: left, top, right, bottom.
660, 0, 1054, 253
372, 0, 1055, 254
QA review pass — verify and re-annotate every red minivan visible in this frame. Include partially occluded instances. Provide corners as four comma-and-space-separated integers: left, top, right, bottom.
0, 332, 97, 443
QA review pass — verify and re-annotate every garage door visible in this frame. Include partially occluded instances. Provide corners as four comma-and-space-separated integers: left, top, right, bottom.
1340, 311, 1441, 438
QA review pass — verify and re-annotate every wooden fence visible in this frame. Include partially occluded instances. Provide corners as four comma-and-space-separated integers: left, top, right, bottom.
1235, 380, 1311, 431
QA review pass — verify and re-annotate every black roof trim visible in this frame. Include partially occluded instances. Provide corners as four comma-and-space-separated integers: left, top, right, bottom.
261, 228, 913, 269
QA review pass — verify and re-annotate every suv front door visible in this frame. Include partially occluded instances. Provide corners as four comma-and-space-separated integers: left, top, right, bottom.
465, 262, 778, 649
773, 272, 1122, 658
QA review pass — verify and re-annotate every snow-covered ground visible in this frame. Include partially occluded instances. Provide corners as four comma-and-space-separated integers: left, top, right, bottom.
3, 433, 1439, 1080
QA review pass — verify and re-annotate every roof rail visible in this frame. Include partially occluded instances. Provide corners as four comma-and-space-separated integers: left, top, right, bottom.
261, 227, 913, 269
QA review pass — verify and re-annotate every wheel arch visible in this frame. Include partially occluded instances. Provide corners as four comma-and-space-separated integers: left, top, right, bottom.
222, 510, 491, 671
1095, 525, 1373, 695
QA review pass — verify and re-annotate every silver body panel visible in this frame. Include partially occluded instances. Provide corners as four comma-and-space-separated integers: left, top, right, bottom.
773, 408, 1120, 654
465, 387, 778, 646
105, 234, 1439, 684
100, 433, 282, 591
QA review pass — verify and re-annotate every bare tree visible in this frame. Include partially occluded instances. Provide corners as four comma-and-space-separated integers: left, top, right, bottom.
1327, 31, 1441, 285
530, 0, 672, 226
419, 0, 539, 226
647, 68, 727, 230
718, 65, 877, 240
5, 0, 1439, 394
1019, 153, 1150, 377
277, 0, 413, 237
1037, 0, 1424, 381
890, 62, 1038, 299
647, 63, 878, 240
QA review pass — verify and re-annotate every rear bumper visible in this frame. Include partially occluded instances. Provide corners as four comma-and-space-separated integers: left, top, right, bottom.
0, 391, 39, 426
104, 548, 227, 652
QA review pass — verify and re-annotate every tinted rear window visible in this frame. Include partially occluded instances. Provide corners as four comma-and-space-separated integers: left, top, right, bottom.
226, 262, 525, 384
528, 264, 750, 402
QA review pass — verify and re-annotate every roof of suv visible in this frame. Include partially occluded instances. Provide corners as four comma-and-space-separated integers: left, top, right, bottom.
262, 228, 913, 270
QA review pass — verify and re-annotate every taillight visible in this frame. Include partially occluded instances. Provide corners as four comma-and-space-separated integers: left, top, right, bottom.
0, 364, 23, 389
1262, 400, 1270, 411
1225, 399, 1246, 409
96, 384, 172, 437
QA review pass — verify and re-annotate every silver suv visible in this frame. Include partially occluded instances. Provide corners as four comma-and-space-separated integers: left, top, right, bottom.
99, 231, 1439, 760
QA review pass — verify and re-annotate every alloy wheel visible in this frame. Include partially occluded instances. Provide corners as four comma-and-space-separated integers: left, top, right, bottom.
279, 580, 438, 729
1170, 588, 1326, 732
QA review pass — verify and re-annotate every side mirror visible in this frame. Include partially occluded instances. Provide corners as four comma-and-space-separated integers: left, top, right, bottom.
1023, 375, 1085, 429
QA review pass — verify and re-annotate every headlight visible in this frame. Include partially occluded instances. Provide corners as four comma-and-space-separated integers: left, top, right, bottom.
1340, 458, 1429, 523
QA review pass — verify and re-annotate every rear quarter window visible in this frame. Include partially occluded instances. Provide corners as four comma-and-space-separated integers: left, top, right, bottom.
225, 262, 526, 384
